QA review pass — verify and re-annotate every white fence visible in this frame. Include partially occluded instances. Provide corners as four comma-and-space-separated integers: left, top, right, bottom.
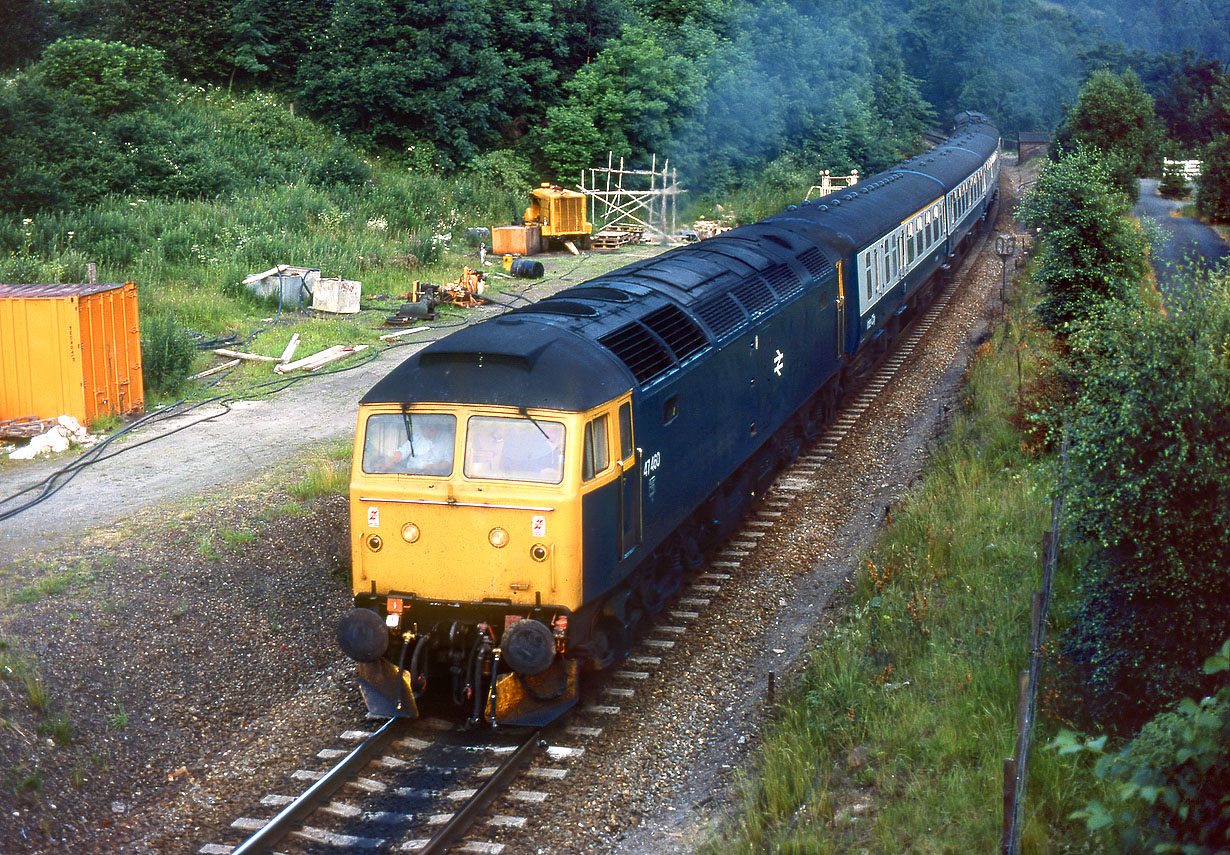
1164, 158, 1202, 180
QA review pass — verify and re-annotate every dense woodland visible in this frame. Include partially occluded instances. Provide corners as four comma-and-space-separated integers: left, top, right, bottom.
2, 0, 1230, 216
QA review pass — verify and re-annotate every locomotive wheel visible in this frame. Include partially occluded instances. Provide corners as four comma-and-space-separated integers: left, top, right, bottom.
677, 530, 705, 574
639, 552, 682, 614
802, 397, 825, 440
821, 380, 838, 423
586, 616, 624, 671
777, 421, 803, 466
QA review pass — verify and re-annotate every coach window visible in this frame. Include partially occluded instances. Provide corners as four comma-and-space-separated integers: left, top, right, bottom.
906, 222, 915, 264
582, 413, 610, 481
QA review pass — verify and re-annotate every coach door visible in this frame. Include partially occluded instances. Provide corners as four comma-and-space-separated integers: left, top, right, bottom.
616, 400, 641, 556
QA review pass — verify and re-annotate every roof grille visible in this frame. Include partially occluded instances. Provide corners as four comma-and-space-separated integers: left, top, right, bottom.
762, 263, 802, 299
797, 247, 833, 281
732, 276, 774, 317
641, 303, 708, 362
599, 323, 673, 385
695, 293, 745, 339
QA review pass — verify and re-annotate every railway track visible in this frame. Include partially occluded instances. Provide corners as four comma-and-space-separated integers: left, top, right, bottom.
200, 718, 592, 854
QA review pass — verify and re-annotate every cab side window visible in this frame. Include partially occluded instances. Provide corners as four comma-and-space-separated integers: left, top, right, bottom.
618, 402, 633, 460
582, 414, 610, 481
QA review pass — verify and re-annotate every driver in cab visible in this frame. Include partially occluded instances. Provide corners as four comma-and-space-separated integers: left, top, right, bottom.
381, 417, 453, 475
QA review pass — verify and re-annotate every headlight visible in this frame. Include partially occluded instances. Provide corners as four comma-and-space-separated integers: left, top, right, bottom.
401, 523, 420, 543
488, 527, 509, 548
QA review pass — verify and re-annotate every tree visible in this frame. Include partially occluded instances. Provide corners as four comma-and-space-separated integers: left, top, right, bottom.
1154, 53, 1228, 152
297, 0, 516, 165
0, 0, 55, 69
109, 0, 234, 79
1053, 68, 1163, 200
1196, 81, 1230, 222
532, 15, 717, 182
1062, 271, 1230, 729
228, 0, 275, 86
1196, 134, 1230, 222
485, 0, 624, 141
1021, 146, 1149, 331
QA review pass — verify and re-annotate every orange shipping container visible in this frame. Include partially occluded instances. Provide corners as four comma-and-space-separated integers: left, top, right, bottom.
491, 224, 542, 256
0, 281, 144, 424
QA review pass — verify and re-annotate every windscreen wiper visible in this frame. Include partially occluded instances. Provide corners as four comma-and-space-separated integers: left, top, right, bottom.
518, 406, 549, 439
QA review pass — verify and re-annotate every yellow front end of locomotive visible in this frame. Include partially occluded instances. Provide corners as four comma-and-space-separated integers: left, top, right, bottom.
349, 403, 585, 611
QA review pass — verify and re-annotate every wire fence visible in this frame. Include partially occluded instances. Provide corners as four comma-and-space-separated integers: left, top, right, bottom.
1002, 436, 1069, 854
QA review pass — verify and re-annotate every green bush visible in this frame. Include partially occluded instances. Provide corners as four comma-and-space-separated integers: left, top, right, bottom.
1158, 160, 1190, 199
1052, 640, 1230, 853
1062, 271, 1230, 729
1022, 146, 1149, 332
140, 313, 197, 397
33, 39, 171, 116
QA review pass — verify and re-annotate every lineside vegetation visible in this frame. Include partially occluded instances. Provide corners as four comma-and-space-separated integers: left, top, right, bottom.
709, 148, 1230, 852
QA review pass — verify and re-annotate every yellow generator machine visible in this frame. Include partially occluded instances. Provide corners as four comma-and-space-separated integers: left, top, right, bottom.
524, 184, 591, 249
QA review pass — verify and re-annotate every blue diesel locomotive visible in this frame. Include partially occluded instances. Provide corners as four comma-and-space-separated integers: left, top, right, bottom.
338, 113, 1001, 725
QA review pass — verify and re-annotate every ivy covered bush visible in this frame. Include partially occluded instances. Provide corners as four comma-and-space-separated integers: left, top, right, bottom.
1062, 271, 1230, 730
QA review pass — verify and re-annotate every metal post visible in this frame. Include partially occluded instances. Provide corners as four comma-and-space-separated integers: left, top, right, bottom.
995, 233, 1017, 321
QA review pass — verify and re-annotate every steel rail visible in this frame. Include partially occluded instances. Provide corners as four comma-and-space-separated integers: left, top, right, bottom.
416, 728, 544, 855
229, 716, 406, 855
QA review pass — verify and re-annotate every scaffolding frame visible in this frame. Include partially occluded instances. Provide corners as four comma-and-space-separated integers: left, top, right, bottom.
804, 169, 861, 201
580, 153, 681, 243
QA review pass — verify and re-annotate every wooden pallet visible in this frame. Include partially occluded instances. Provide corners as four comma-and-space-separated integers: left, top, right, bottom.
592, 230, 632, 249
0, 416, 52, 440
592, 226, 645, 249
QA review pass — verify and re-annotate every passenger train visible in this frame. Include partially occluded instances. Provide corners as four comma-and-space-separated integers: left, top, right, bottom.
337, 112, 1001, 725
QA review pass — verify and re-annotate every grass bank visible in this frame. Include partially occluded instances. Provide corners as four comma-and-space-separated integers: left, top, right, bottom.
708, 281, 1106, 853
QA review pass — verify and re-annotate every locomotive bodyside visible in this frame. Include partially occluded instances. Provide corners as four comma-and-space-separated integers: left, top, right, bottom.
339, 113, 1001, 725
